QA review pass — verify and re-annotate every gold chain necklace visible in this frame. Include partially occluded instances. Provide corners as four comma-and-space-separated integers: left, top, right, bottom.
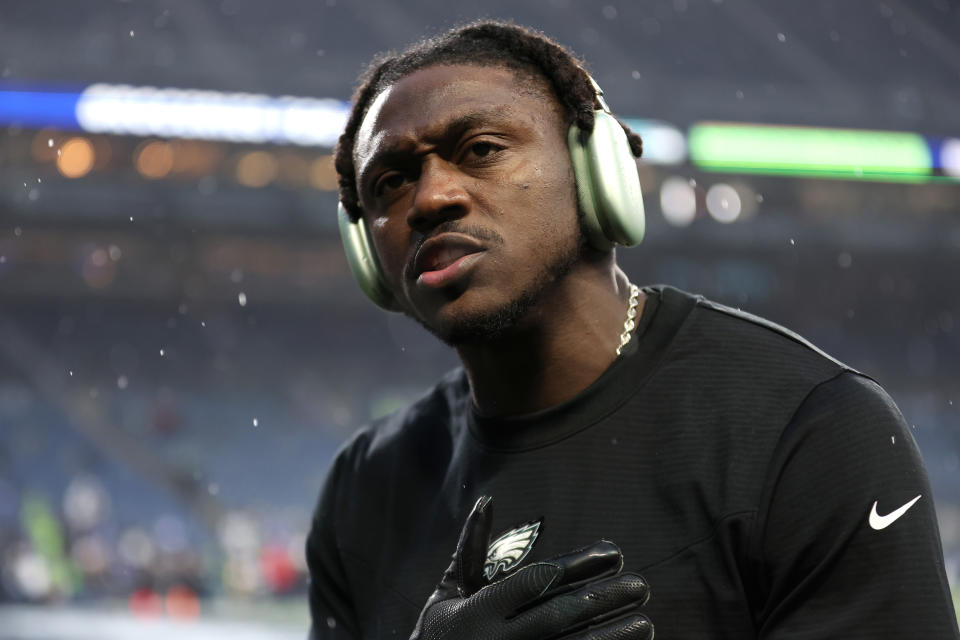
615, 283, 641, 356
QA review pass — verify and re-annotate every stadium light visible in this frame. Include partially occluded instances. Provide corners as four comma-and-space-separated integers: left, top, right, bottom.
659, 177, 697, 227
940, 138, 960, 178
1, 83, 350, 147
622, 118, 686, 165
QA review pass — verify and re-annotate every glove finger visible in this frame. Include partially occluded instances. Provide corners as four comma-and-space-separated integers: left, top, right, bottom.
545, 540, 624, 591
429, 496, 493, 603
480, 560, 560, 607
559, 612, 654, 640
511, 572, 650, 637
509, 540, 625, 615
455, 495, 494, 596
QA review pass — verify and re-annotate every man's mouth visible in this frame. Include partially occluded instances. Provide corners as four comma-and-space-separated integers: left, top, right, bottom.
413, 234, 486, 288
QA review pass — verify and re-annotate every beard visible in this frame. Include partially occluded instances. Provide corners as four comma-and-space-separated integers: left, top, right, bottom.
420, 226, 585, 347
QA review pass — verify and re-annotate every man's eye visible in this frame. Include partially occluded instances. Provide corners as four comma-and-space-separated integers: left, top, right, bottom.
375, 173, 406, 196
470, 142, 495, 157
461, 140, 502, 163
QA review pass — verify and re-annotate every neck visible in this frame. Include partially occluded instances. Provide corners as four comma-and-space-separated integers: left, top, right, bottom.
455, 260, 643, 418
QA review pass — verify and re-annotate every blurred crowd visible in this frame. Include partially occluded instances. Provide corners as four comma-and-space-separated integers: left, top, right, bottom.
0, 440, 312, 617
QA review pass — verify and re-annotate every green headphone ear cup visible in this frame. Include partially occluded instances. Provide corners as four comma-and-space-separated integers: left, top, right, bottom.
567, 110, 645, 249
568, 123, 613, 251
337, 203, 402, 311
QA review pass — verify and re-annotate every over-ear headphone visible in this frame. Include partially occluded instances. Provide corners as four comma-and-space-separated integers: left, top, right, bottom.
336, 78, 645, 311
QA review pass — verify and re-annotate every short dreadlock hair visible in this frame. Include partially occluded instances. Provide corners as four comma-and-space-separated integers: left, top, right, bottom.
334, 20, 643, 220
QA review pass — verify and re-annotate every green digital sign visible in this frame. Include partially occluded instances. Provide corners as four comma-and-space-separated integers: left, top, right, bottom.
689, 123, 932, 182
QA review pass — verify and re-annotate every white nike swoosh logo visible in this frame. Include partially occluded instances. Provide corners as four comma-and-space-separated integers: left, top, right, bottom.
869, 495, 922, 530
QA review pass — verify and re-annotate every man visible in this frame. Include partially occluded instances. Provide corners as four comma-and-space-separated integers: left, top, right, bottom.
307, 21, 959, 639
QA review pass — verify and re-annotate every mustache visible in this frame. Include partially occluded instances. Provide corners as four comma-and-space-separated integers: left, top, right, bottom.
405, 221, 505, 280
424, 220, 505, 246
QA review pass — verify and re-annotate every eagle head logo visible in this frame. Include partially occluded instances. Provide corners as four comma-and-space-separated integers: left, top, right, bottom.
483, 520, 541, 582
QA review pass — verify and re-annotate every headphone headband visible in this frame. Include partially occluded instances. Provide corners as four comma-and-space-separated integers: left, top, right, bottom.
587, 75, 611, 113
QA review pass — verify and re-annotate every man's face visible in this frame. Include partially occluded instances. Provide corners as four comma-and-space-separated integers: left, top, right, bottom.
353, 64, 582, 344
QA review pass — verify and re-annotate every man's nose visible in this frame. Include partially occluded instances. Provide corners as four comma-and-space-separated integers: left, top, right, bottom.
406, 156, 469, 233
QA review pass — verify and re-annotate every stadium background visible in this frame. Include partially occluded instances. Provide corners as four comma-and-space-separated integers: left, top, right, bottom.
0, 0, 958, 636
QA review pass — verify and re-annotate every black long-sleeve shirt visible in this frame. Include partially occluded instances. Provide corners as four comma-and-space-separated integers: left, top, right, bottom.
307, 286, 959, 638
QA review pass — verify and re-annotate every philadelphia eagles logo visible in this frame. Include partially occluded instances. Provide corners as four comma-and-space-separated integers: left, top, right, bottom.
483, 520, 542, 581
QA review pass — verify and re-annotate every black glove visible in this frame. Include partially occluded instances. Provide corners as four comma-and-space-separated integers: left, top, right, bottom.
410, 496, 653, 640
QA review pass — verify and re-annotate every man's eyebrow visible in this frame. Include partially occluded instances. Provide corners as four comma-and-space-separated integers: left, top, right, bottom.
438, 109, 515, 138
359, 108, 515, 190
